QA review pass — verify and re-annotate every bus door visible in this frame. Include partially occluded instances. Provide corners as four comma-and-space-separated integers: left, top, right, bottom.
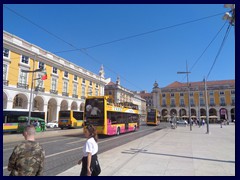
125, 116, 130, 130
125, 122, 129, 130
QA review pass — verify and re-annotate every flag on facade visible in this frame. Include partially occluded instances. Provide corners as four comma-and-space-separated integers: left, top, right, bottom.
41, 71, 47, 80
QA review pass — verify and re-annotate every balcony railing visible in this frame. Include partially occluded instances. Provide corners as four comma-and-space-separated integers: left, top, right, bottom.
231, 102, 235, 106
17, 83, 29, 89
62, 92, 69, 97
3, 80, 9, 86
209, 103, 216, 107
81, 96, 86, 99
180, 104, 185, 107
72, 94, 78, 98
170, 104, 176, 107
191, 104, 195, 107
161, 104, 167, 107
200, 104, 205, 107
50, 89, 58, 95
220, 103, 226, 106
35, 87, 45, 92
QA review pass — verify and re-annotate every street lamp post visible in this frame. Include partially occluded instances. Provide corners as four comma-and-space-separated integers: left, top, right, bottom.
204, 77, 210, 134
21, 56, 43, 125
197, 86, 201, 128
177, 61, 192, 131
223, 4, 235, 35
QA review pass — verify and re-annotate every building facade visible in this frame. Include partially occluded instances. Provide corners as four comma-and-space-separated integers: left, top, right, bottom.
152, 80, 235, 123
137, 90, 153, 112
3, 31, 110, 122
104, 77, 146, 121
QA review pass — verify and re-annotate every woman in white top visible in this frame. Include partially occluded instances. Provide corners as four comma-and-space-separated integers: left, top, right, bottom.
78, 124, 99, 176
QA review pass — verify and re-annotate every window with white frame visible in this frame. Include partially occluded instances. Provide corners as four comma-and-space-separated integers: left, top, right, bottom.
220, 97, 225, 104
88, 87, 92, 96
199, 91, 203, 96
210, 98, 215, 105
209, 91, 214, 96
231, 96, 235, 104
90, 81, 92, 86
64, 71, 68, 78
73, 84, 77, 95
190, 92, 193, 96
82, 86, 85, 97
162, 94, 165, 97
3, 64, 7, 80
200, 98, 204, 105
219, 91, 225, 95
63, 81, 68, 93
162, 99, 166, 106
95, 89, 99, 96
231, 90, 235, 94
180, 99, 184, 105
96, 83, 99, 88
36, 74, 43, 88
52, 67, 58, 74
38, 62, 45, 70
74, 75, 77, 81
21, 55, 29, 64
190, 98, 194, 105
3, 48, 9, 58
82, 78, 85, 84
180, 92, 184, 96
170, 99, 175, 105
170, 93, 174, 97
19, 70, 27, 84
51, 78, 57, 90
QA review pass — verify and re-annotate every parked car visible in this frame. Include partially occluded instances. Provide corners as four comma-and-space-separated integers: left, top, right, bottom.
177, 119, 188, 126
46, 121, 58, 128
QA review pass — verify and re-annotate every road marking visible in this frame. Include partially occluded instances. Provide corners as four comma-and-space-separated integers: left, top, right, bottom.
66, 139, 86, 144
3, 137, 77, 151
3, 127, 158, 170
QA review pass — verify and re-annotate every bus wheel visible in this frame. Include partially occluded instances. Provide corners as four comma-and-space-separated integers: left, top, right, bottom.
116, 127, 120, 136
61, 127, 63, 130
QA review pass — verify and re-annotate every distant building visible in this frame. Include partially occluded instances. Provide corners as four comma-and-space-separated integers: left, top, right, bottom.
152, 80, 235, 123
137, 91, 153, 111
104, 77, 146, 121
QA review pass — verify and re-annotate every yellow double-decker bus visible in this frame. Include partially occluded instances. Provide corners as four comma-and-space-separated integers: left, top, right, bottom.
84, 96, 140, 136
58, 110, 84, 129
146, 109, 160, 126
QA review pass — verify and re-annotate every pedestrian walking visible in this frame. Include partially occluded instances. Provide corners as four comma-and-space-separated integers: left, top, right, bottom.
8, 125, 45, 176
78, 124, 101, 176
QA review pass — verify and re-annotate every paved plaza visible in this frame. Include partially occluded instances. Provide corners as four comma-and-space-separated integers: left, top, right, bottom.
58, 123, 235, 176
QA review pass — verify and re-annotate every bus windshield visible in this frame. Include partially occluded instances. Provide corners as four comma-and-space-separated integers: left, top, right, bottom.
85, 98, 104, 126
59, 111, 71, 118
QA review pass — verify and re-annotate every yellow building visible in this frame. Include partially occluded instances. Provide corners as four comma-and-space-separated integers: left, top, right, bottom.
3, 31, 110, 123
152, 80, 235, 123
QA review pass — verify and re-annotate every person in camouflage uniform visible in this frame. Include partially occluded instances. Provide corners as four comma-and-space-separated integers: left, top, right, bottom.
8, 125, 45, 176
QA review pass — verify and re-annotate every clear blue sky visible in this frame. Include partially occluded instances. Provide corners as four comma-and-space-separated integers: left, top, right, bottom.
3, 4, 235, 92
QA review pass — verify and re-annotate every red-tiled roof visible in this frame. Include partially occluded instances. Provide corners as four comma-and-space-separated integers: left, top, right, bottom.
164, 80, 235, 88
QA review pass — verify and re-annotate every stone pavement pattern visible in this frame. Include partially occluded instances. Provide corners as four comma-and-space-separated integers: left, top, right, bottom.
57, 124, 235, 176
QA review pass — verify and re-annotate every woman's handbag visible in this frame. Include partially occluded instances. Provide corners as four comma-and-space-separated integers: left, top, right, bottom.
91, 158, 101, 176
